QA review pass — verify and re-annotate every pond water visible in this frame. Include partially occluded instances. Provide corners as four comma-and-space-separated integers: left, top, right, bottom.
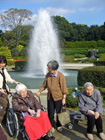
8, 70, 78, 89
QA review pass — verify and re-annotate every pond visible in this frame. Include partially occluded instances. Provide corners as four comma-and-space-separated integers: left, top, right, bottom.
8, 70, 78, 89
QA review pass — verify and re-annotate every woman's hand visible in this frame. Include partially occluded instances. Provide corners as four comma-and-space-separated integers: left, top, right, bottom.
95, 112, 99, 119
62, 98, 66, 105
28, 109, 34, 116
0, 89, 7, 95
36, 109, 41, 118
87, 110, 95, 115
13, 81, 20, 85
37, 91, 40, 97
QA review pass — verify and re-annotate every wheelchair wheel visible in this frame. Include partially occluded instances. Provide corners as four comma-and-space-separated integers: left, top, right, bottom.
6, 108, 19, 138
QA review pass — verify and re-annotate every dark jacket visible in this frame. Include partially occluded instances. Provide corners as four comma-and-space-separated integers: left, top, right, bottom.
12, 90, 41, 112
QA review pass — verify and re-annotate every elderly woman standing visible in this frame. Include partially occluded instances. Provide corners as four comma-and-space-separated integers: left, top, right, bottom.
37, 60, 68, 132
79, 82, 105, 140
12, 84, 52, 140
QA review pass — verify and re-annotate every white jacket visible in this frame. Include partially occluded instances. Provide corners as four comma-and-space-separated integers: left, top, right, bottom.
0, 67, 14, 90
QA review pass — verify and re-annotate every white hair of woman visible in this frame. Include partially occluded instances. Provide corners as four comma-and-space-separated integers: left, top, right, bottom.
84, 82, 94, 90
15, 83, 27, 94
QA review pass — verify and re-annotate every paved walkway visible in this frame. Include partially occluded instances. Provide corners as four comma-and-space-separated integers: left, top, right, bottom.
3, 94, 105, 140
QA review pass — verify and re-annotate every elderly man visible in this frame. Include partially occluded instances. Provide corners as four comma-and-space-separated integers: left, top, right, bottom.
78, 82, 105, 140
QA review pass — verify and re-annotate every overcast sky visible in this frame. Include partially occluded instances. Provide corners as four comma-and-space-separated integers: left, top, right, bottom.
0, 0, 105, 26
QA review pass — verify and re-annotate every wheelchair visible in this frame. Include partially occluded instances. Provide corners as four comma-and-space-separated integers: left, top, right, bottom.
5, 93, 51, 140
4, 93, 30, 140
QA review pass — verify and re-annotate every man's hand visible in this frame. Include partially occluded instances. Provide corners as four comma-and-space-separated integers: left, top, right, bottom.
87, 110, 95, 115
28, 109, 34, 116
95, 112, 99, 119
0, 89, 7, 95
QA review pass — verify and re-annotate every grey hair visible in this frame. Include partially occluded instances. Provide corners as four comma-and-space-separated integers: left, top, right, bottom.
47, 60, 59, 70
84, 82, 94, 90
15, 83, 27, 94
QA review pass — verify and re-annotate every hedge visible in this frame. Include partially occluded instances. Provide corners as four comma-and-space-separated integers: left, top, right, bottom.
78, 66, 105, 88
94, 61, 105, 66
15, 61, 27, 71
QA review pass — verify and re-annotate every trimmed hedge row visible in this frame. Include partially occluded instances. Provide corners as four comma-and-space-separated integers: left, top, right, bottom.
78, 66, 105, 88
15, 61, 27, 71
94, 61, 105, 66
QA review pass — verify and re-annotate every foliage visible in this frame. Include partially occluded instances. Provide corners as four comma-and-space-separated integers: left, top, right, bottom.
63, 55, 74, 62
13, 56, 27, 60
20, 47, 28, 56
78, 66, 105, 88
66, 88, 78, 108
0, 37, 2, 47
11, 48, 20, 57
15, 61, 27, 71
94, 61, 105, 66
16, 45, 24, 52
74, 54, 86, 58
2, 31, 16, 49
0, 8, 32, 46
7, 59, 14, 66
0, 46, 12, 59
61, 48, 88, 55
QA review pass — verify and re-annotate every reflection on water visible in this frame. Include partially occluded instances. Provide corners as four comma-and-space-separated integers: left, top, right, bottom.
8, 70, 78, 89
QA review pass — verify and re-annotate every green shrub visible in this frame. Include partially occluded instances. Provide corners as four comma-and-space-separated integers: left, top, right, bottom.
66, 88, 78, 108
78, 66, 105, 88
63, 55, 74, 62
20, 47, 28, 56
95, 54, 105, 58
61, 48, 88, 55
74, 54, 86, 58
0, 46, 12, 59
7, 59, 14, 66
11, 48, 20, 57
15, 61, 27, 71
94, 61, 105, 66
13, 56, 27, 60
99, 55, 105, 61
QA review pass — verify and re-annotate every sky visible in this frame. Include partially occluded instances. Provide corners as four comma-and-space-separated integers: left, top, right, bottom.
0, 0, 105, 27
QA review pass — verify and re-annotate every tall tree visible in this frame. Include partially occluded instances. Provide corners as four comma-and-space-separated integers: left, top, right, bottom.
0, 8, 32, 46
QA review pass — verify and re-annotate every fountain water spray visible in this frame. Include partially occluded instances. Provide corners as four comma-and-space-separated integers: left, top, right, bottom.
27, 9, 61, 76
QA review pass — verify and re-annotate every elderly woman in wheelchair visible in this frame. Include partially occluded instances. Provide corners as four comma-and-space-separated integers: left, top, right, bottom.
12, 83, 52, 140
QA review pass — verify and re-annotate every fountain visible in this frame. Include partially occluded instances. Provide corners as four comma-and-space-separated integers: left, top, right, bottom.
27, 9, 61, 76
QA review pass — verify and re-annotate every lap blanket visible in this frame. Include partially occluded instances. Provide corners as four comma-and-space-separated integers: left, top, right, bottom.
24, 111, 52, 140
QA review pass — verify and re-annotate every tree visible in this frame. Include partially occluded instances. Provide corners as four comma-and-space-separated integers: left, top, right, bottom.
0, 46, 12, 59
0, 8, 32, 46
0, 37, 2, 47
11, 48, 20, 57
16, 45, 24, 52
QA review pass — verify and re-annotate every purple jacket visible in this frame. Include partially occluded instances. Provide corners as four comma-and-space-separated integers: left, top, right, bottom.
12, 90, 41, 112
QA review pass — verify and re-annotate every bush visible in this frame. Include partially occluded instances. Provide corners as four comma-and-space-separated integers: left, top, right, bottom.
94, 61, 105, 66
63, 55, 74, 62
11, 48, 20, 57
20, 47, 28, 56
78, 66, 105, 87
15, 61, 27, 71
61, 48, 88, 55
0, 46, 12, 59
7, 59, 14, 66
74, 54, 86, 58
66, 88, 78, 108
